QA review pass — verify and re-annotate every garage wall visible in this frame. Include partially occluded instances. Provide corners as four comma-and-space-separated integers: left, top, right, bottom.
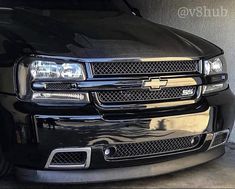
128, 0, 235, 142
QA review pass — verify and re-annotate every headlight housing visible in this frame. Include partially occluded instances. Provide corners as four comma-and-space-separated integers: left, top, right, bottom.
17, 58, 89, 105
203, 55, 228, 94
204, 56, 226, 75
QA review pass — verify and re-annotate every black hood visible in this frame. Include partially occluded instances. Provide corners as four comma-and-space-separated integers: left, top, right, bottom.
0, 8, 222, 64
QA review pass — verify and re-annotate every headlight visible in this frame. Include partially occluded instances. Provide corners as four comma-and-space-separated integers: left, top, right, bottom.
203, 55, 228, 94
17, 58, 89, 105
204, 56, 225, 75
30, 61, 85, 80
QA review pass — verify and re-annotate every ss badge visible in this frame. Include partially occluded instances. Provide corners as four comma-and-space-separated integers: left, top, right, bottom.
182, 89, 194, 97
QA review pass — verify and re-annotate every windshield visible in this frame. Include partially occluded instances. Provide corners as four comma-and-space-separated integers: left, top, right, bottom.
0, 0, 118, 10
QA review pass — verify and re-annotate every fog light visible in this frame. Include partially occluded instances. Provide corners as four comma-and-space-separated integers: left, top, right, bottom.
104, 147, 116, 157
191, 136, 200, 145
104, 148, 111, 156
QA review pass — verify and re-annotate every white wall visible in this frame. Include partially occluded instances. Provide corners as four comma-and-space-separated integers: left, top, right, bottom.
129, 0, 235, 142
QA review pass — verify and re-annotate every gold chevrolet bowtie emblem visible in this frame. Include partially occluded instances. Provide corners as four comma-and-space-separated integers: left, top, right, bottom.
143, 78, 168, 90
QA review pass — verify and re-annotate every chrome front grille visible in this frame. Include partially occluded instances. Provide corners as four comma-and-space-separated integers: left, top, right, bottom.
104, 135, 203, 160
97, 86, 197, 105
91, 60, 200, 77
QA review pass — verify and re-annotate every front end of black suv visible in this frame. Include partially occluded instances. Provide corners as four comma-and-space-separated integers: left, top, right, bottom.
0, 5, 234, 183
0, 52, 233, 183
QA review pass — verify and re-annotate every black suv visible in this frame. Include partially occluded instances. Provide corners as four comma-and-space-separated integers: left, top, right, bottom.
0, 0, 234, 183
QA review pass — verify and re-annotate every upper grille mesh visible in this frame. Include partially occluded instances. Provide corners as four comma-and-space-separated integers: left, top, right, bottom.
105, 135, 202, 160
91, 60, 200, 77
97, 86, 196, 104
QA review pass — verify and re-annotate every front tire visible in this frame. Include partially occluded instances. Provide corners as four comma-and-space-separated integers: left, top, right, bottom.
0, 146, 12, 178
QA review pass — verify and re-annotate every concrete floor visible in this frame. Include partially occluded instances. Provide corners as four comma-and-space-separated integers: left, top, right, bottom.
1, 143, 235, 189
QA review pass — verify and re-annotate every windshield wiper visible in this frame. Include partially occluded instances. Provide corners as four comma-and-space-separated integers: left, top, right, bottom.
122, 0, 141, 17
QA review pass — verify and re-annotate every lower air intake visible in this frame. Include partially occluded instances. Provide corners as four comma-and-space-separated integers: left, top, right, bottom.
104, 135, 203, 160
45, 148, 91, 169
210, 130, 230, 149
51, 152, 87, 165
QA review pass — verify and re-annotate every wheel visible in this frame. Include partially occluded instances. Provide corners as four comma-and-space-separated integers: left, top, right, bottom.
0, 146, 12, 178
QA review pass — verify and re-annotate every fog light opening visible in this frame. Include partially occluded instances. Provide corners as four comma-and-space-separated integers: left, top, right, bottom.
104, 147, 116, 157
191, 136, 200, 146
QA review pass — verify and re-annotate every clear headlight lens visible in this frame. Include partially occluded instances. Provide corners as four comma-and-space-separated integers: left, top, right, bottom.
204, 56, 224, 75
30, 61, 60, 79
203, 55, 228, 94
17, 59, 89, 104
30, 61, 85, 80
60, 63, 83, 79
211, 58, 223, 73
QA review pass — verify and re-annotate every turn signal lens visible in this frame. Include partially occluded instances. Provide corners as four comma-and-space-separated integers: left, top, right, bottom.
203, 83, 228, 94
32, 92, 90, 104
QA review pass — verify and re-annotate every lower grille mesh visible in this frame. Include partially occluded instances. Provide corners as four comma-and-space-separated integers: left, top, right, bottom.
105, 135, 202, 160
97, 86, 196, 104
51, 151, 87, 166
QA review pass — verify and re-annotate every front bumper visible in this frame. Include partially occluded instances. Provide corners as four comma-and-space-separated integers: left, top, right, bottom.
16, 146, 225, 184
0, 88, 234, 181
13, 105, 216, 169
